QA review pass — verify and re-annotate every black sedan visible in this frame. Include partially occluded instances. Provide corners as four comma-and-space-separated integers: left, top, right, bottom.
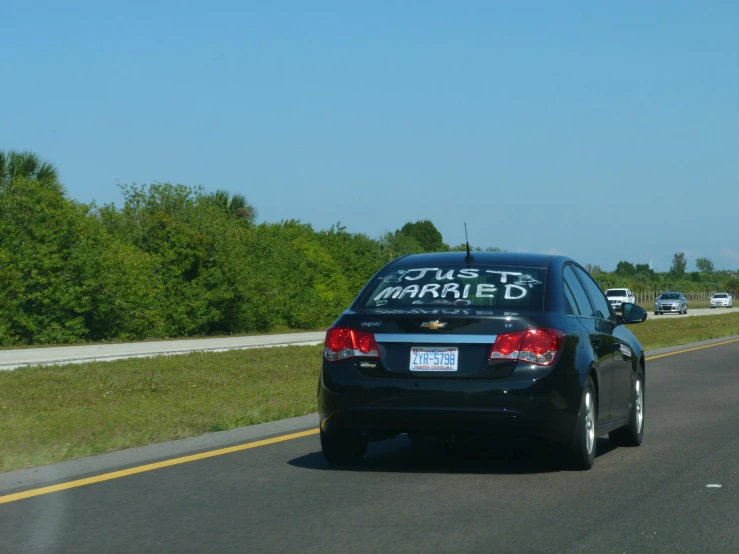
318, 252, 647, 470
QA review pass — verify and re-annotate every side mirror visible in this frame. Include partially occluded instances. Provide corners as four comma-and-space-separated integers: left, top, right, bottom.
621, 302, 647, 324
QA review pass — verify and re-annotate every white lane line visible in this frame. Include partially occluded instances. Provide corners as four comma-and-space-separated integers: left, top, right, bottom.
706, 484, 722, 488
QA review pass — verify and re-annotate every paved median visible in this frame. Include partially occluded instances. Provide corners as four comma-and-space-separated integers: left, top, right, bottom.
0, 332, 326, 371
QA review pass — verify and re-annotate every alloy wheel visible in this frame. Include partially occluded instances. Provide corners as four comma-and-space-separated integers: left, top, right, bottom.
635, 379, 643, 435
584, 391, 595, 454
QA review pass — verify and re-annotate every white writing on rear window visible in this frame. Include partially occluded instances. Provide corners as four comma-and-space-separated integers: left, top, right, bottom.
372, 268, 541, 303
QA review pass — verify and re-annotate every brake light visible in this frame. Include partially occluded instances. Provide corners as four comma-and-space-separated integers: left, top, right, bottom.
324, 327, 380, 362
490, 328, 565, 366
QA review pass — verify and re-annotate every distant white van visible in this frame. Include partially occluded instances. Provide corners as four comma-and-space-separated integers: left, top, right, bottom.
604, 288, 635, 311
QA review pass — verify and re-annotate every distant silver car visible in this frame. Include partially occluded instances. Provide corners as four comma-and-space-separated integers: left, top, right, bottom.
710, 293, 733, 308
654, 291, 687, 315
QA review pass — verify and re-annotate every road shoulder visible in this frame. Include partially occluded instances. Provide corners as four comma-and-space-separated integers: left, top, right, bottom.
0, 413, 318, 495
644, 333, 739, 358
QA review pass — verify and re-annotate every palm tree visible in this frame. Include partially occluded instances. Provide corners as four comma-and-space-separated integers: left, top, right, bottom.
0, 150, 64, 192
211, 189, 258, 222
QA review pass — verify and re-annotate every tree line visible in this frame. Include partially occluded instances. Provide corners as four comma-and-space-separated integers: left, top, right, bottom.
587, 254, 738, 296
0, 151, 494, 345
1, 151, 736, 346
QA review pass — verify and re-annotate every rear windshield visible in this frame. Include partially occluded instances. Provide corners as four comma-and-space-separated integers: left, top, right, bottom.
659, 293, 680, 300
357, 265, 545, 311
713, 293, 728, 298
606, 289, 627, 297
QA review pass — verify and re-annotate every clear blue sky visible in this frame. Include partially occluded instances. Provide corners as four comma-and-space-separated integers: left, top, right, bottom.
4, 1, 738, 271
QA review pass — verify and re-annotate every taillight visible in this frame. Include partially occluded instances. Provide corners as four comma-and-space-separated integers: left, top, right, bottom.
490, 328, 565, 366
324, 327, 380, 362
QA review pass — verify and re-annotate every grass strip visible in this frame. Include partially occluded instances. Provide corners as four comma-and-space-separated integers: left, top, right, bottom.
631, 311, 739, 351
2, 312, 739, 473
0, 345, 323, 472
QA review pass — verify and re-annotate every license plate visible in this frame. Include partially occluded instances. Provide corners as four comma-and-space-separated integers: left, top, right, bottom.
410, 347, 458, 371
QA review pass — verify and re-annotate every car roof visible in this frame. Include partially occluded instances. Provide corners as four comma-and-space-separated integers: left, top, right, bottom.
389, 251, 568, 269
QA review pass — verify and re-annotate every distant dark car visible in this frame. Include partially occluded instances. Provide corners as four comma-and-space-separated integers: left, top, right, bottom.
318, 253, 647, 470
654, 291, 687, 315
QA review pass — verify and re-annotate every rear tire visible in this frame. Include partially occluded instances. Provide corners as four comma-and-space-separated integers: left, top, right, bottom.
609, 368, 645, 447
567, 376, 597, 470
320, 429, 367, 466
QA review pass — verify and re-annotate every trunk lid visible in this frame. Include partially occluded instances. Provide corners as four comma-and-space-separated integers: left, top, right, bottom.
337, 309, 534, 379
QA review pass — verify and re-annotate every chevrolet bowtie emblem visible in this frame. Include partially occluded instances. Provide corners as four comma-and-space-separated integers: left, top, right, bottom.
421, 320, 447, 330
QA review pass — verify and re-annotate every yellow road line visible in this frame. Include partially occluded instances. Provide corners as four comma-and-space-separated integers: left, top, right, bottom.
3, 336, 739, 506
646, 337, 739, 361
0, 428, 319, 505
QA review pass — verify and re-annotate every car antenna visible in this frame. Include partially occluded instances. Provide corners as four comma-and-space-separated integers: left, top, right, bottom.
464, 223, 473, 264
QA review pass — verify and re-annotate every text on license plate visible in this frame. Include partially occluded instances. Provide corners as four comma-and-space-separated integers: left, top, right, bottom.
410, 347, 458, 371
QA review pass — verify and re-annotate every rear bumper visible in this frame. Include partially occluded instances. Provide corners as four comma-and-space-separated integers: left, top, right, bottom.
318, 364, 582, 445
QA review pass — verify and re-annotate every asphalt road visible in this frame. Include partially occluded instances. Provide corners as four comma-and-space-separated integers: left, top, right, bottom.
645, 306, 736, 320
1, 307, 736, 370
2, 339, 738, 553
